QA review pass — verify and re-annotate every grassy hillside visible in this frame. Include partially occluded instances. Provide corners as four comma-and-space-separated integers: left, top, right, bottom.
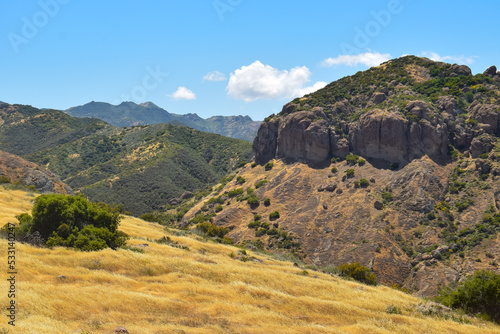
0, 186, 499, 333
0, 104, 253, 215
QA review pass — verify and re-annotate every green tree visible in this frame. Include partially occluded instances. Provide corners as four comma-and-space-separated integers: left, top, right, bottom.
436, 270, 500, 322
26, 194, 126, 251
337, 262, 377, 286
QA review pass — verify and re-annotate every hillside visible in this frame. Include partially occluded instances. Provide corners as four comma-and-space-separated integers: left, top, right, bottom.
65, 101, 261, 142
0, 150, 72, 194
0, 103, 253, 215
179, 56, 500, 296
1, 186, 499, 333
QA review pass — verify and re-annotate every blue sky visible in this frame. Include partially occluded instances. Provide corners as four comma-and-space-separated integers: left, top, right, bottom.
1, 0, 499, 121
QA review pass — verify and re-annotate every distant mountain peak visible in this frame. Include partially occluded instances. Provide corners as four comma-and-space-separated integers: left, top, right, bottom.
64, 101, 261, 142
139, 101, 160, 108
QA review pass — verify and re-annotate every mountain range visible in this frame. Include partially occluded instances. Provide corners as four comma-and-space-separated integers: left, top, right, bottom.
0, 102, 252, 215
65, 101, 261, 142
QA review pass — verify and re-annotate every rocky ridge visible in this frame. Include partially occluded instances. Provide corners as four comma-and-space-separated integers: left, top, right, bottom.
254, 56, 500, 165
184, 56, 500, 296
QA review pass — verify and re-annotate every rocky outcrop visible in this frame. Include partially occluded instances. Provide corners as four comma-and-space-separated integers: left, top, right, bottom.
471, 104, 500, 134
484, 65, 497, 77
254, 102, 449, 165
350, 105, 448, 164
470, 134, 497, 158
451, 63, 472, 76
0, 150, 72, 194
253, 118, 279, 164
252, 58, 498, 166
276, 110, 331, 163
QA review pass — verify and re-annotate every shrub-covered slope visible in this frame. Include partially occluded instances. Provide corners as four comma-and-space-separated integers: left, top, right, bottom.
0, 103, 252, 214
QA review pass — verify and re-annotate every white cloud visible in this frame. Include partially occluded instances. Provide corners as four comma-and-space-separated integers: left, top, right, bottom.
226, 61, 326, 102
420, 51, 477, 65
321, 52, 391, 67
169, 86, 196, 100
297, 81, 328, 97
203, 71, 227, 82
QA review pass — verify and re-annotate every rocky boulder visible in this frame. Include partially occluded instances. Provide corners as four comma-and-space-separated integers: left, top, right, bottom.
470, 134, 496, 158
483, 65, 497, 77
371, 92, 386, 105
451, 63, 472, 76
471, 104, 500, 134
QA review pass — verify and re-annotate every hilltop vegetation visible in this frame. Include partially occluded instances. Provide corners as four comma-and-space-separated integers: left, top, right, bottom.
286, 56, 497, 123
0, 103, 252, 215
1, 186, 499, 333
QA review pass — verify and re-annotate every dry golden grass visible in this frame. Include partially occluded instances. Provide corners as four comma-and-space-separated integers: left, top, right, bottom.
0, 189, 499, 333
0, 186, 37, 227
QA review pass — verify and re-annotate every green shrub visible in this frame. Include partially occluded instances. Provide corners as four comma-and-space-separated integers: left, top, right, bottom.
255, 180, 269, 189
237, 161, 248, 168
227, 188, 244, 198
215, 205, 223, 213
251, 162, 257, 168
269, 211, 280, 221
254, 214, 261, 221
267, 228, 279, 236
358, 159, 366, 166
265, 162, 274, 171
263, 198, 271, 207
196, 222, 229, 238
255, 228, 267, 237
436, 270, 500, 323
345, 153, 359, 165
0, 175, 11, 184
345, 169, 355, 178
359, 178, 369, 188
331, 167, 338, 173
236, 176, 246, 185
26, 194, 127, 250
337, 262, 377, 286
247, 196, 260, 208
479, 153, 489, 159
455, 198, 474, 212
248, 221, 261, 229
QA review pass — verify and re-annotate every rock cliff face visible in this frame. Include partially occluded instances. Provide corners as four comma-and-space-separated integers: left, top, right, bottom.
253, 57, 500, 166
254, 102, 450, 165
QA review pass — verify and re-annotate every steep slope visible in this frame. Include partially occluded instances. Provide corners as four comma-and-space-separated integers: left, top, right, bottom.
0, 104, 252, 215
65, 101, 261, 142
0, 150, 72, 194
1, 187, 499, 333
183, 56, 500, 296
